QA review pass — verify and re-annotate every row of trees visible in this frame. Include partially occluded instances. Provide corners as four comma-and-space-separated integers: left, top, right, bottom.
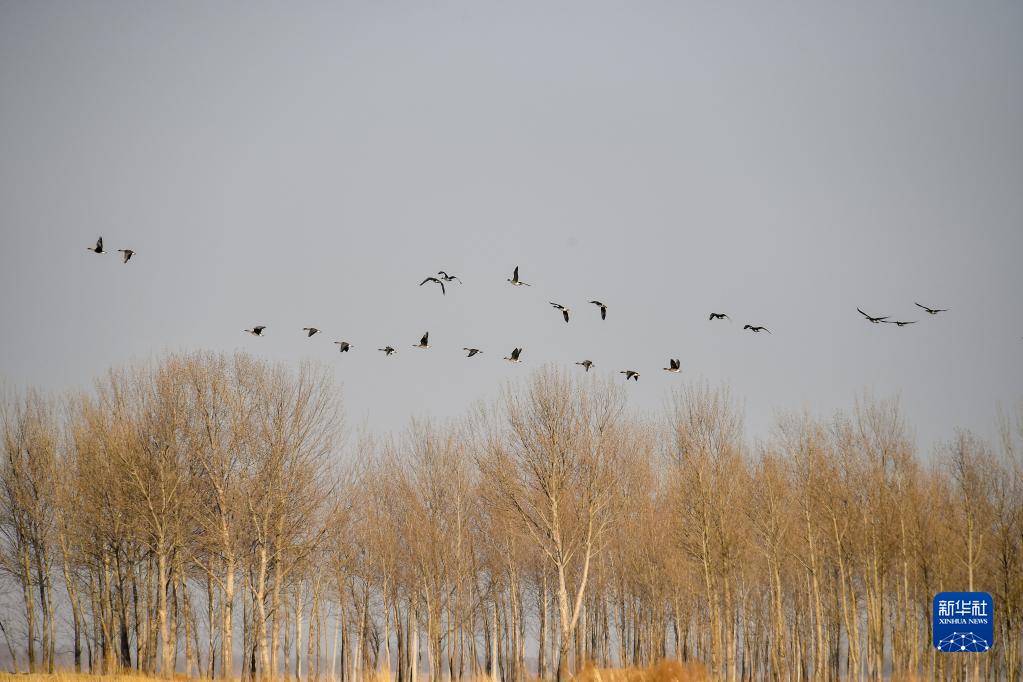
1, 351, 1020, 681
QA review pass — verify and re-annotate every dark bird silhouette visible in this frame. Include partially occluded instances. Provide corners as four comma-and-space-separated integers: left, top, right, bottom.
915, 302, 948, 315
858, 308, 889, 324
743, 325, 771, 334
663, 359, 681, 373
87, 237, 105, 254
708, 313, 729, 321
334, 341, 352, 352
118, 249, 134, 263
379, 346, 396, 356
302, 327, 320, 337
620, 370, 640, 382
504, 348, 523, 363
549, 302, 571, 323
414, 332, 430, 349
463, 348, 482, 357
576, 360, 595, 372
589, 301, 607, 320
507, 266, 530, 286
884, 320, 917, 327
244, 326, 266, 336
437, 271, 462, 283
419, 277, 446, 295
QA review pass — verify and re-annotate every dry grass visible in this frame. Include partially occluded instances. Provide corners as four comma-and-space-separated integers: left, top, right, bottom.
0, 664, 710, 682
0, 675, 173, 682
573, 660, 709, 682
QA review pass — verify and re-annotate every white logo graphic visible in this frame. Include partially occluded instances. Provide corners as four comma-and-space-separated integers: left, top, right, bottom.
937, 632, 990, 652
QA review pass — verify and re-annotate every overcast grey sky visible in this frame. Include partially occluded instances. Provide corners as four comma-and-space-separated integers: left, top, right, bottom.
1, 1, 1020, 452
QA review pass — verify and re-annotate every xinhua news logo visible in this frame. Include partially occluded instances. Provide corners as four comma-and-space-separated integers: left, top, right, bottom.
933, 591, 994, 653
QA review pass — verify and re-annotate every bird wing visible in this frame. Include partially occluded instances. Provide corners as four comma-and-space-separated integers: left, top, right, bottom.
96, 237, 103, 250
420, 333, 429, 345
513, 266, 519, 280
857, 308, 870, 318
563, 310, 569, 323
440, 281, 445, 295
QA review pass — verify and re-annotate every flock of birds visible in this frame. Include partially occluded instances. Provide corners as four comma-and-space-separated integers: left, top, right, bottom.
86, 238, 949, 383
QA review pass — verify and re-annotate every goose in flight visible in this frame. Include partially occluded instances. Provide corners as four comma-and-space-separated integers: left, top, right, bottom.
463, 348, 482, 357
303, 327, 320, 338
883, 320, 917, 327
419, 277, 446, 295
619, 370, 640, 382
857, 308, 889, 324
663, 359, 681, 373
589, 301, 608, 320
118, 249, 134, 263
549, 302, 570, 323
334, 341, 352, 352
743, 325, 771, 334
414, 332, 430, 349
915, 302, 948, 315
504, 348, 523, 363
437, 271, 462, 284
708, 313, 729, 321
379, 346, 396, 356
87, 237, 105, 254
507, 266, 530, 286
576, 360, 595, 372
244, 326, 266, 337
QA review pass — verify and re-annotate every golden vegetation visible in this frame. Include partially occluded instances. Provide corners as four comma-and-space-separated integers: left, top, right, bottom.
0, 352, 1021, 682
573, 660, 708, 682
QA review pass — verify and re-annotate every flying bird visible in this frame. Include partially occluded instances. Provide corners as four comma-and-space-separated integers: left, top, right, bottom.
87, 237, 105, 254
419, 277, 446, 295
708, 313, 729, 321
883, 320, 917, 327
743, 325, 771, 334
549, 302, 570, 323
663, 359, 681, 373
915, 302, 948, 315
507, 266, 530, 286
437, 271, 462, 283
857, 308, 889, 324
302, 327, 320, 337
463, 348, 482, 357
334, 341, 352, 352
504, 348, 523, 363
576, 360, 595, 372
589, 301, 608, 320
379, 346, 396, 356
619, 370, 640, 382
414, 332, 430, 349
118, 249, 134, 263
244, 326, 266, 336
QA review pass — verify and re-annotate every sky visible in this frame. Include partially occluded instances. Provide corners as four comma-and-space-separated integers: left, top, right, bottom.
1, 1, 1021, 455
